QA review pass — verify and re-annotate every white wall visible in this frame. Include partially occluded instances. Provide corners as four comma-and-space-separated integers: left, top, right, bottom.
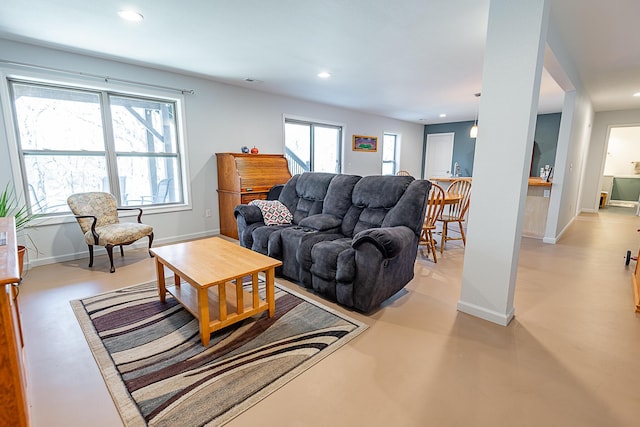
554, 90, 593, 237
602, 126, 640, 176
580, 109, 640, 212
542, 16, 594, 242
0, 38, 424, 268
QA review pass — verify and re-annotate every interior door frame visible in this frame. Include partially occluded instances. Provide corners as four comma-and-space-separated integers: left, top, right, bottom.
422, 132, 455, 179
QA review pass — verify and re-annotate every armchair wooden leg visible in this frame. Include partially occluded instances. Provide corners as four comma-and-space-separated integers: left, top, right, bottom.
106, 245, 116, 273
148, 232, 154, 257
120, 245, 124, 256
88, 245, 94, 267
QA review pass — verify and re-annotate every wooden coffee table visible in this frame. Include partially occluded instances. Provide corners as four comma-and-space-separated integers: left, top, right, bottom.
150, 237, 282, 346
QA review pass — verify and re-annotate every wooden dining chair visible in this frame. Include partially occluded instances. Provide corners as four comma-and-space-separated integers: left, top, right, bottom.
420, 183, 445, 262
396, 170, 411, 176
438, 178, 472, 253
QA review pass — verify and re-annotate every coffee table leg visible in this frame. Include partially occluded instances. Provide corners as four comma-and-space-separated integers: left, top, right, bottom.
197, 287, 210, 346
156, 258, 166, 303
265, 267, 275, 317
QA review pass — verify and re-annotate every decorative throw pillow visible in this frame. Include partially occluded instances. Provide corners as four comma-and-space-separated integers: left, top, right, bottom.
249, 200, 293, 225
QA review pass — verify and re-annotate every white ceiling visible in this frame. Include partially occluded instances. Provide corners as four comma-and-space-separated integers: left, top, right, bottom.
0, 0, 639, 124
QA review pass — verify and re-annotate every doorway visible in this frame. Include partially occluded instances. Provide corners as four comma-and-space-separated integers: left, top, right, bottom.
602, 125, 640, 215
424, 132, 454, 179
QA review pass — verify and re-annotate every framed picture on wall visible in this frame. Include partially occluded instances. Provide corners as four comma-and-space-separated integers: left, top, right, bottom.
352, 135, 378, 152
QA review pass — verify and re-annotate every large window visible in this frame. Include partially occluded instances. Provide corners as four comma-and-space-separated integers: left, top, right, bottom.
9, 80, 184, 214
382, 133, 399, 175
284, 118, 342, 174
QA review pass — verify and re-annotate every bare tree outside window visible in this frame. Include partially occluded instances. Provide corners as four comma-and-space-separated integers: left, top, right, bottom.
9, 81, 184, 214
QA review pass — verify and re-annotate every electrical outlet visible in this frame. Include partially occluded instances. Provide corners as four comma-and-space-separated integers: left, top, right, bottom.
544, 189, 550, 198
205, 209, 211, 217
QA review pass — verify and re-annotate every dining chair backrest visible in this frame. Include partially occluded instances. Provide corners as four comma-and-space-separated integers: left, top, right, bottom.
424, 183, 445, 228
396, 170, 411, 176
444, 179, 472, 220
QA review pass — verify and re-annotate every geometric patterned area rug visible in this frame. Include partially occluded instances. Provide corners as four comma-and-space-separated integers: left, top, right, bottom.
70, 280, 367, 427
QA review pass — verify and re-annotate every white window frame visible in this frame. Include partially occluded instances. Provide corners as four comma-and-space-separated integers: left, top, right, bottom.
0, 67, 192, 226
382, 132, 400, 175
283, 114, 345, 174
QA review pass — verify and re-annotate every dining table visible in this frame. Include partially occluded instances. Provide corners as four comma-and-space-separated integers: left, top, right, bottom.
429, 192, 462, 205
443, 193, 462, 205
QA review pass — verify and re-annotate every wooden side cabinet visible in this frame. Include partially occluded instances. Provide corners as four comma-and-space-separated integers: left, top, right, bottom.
0, 217, 29, 427
216, 153, 292, 239
633, 249, 640, 312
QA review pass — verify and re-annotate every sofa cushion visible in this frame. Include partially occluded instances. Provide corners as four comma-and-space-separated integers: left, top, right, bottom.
341, 175, 414, 237
309, 238, 353, 281
298, 214, 342, 232
322, 174, 362, 218
277, 172, 335, 224
248, 199, 293, 225
382, 178, 432, 235
310, 238, 353, 298
251, 224, 291, 254
352, 175, 412, 209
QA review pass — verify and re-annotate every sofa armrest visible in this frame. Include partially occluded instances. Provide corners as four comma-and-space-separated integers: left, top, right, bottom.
352, 226, 414, 259
298, 214, 342, 232
234, 204, 264, 224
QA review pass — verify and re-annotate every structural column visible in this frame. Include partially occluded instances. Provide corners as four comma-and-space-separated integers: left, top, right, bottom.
458, 0, 550, 325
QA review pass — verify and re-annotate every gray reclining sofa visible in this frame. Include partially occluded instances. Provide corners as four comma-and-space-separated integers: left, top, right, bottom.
234, 172, 431, 312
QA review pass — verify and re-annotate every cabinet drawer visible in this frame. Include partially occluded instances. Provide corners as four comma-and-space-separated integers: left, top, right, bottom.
241, 193, 268, 204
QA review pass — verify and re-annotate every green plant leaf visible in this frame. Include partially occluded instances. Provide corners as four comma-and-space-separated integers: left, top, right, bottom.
0, 183, 43, 232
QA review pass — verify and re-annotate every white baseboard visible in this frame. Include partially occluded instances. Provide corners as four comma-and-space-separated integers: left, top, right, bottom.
457, 300, 515, 326
542, 213, 577, 245
608, 200, 638, 208
27, 229, 220, 268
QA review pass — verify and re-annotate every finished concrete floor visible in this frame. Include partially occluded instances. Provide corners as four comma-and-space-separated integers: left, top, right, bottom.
18, 208, 640, 426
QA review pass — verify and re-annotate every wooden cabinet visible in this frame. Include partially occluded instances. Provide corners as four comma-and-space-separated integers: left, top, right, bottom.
216, 153, 292, 239
633, 249, 640, 313
0, 217, 29, 427
522, 178, 553, 239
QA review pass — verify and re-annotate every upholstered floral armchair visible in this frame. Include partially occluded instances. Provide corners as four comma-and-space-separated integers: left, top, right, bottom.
67, 192, 154, 273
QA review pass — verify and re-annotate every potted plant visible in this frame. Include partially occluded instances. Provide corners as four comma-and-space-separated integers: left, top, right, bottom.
0, 184, 42, 277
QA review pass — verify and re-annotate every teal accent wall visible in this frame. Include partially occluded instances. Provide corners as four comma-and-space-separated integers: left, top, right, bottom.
611, 177, 640, 201
423, 112, 561, 178
532, 113, 561, 177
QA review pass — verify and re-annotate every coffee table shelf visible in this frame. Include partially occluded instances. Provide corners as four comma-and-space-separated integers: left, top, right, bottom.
166, 276, 268, 332
151, 237, 282, 346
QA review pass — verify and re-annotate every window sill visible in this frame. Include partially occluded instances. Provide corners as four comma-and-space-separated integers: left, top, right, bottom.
32, 203, 193, 228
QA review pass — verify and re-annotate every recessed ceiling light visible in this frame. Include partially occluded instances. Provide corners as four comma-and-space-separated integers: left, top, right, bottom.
317, 71, 331, 79
118, 10, 144, 22
439, 113, 447, 118
634, 92, 640, 97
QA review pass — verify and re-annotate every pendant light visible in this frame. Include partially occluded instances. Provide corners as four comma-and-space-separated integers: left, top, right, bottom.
469, 123, 478, 138
469, 92, 481, 138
